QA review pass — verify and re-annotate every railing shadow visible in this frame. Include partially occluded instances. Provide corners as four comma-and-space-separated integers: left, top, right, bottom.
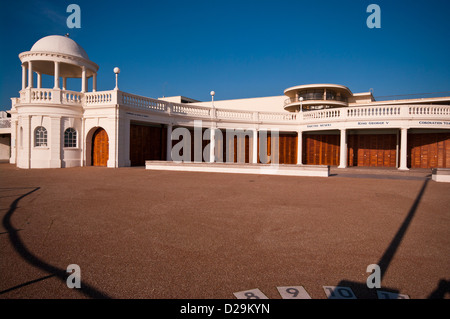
333, 178, 430, 298
1, 187, 111, 298
428, 279, 450, 299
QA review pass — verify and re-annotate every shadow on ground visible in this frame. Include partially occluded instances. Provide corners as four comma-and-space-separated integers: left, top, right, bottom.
1, 187, 111, 298
332, 178, 448, 299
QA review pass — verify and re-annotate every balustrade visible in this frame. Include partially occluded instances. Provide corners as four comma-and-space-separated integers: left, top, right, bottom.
12, 88, 450, 126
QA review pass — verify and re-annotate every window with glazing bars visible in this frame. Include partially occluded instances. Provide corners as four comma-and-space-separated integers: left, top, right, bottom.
35, 126, 47, 147
64, 128, 77, 147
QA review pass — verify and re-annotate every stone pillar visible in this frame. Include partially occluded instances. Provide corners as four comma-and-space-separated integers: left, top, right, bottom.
107, 117, 117, 168
81, 66, 87, 93
28, 61, 33, 88
93, 73, 97, 92
297, 130, 302, 165
21, 64, 27, 90
54, 61, 60, 89
37, 73, 42, 88
62, 77, 67, 90
209, 127, 215, 163
338, 129, 347, 168
252, 128, 258, 164
399, 128, 409, 170
49, 117, 62, 168
9, 120, 17, 164
20, 115, 31, 168
81, 117, 85, 167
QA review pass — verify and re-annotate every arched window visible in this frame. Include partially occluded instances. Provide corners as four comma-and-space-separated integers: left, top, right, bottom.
64, 128, 77, 147
34, 126, 47, 147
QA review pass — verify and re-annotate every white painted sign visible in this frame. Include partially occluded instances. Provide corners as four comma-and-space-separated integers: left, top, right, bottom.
277, 286, 311, 299
233, 288, 269, 299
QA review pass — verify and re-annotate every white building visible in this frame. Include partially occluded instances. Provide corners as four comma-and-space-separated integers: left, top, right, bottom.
6, 35, 450, 169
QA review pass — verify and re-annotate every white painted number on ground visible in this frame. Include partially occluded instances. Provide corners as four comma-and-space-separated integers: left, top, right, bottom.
323, 286, 357, 299
377, 290, 410, 299
277, 286, 311, 299
233, 288, 269, 299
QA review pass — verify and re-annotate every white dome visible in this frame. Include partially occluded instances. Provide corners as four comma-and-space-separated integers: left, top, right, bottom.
30, 35, 89, 60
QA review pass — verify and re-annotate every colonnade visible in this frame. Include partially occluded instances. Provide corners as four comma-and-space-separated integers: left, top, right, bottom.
21, 61, 97, 92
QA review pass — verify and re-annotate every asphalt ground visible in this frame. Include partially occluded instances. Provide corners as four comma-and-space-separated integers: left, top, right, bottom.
0, 163, 449, 299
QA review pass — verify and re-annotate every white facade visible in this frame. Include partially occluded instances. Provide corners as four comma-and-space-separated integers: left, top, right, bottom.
6, 35, 450, 170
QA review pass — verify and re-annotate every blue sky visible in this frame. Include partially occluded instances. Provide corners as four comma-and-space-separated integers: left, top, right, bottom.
1, 0, 449, 111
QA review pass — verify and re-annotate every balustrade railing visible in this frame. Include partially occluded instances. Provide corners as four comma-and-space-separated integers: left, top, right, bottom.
13, 88, 450, 126
347, 106, 401, 118
62, 90, 83, 104
31, 89, 53, 102
302, 109, 341, 120
258, 112, 298, 121
409, 105, 450, 116
85, 91, 113, 104
216, 109, 253, 120
172, 104, 210, 117
121, 92, 167, 111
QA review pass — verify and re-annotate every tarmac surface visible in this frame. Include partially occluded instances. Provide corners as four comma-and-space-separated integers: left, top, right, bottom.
0, 163, 449, 299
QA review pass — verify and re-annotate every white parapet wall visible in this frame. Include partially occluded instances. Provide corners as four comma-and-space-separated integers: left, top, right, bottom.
145, 161, 330, 177
432, 168, 450, 183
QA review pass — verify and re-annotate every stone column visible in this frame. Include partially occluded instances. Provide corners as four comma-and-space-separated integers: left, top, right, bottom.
252, 128, 258, 163
37, 73, 42, 88
28, 61, 33, 88
81, 117, 85, 167
49, 117, 62, 168
21, 64, 27, 90
54, 61, 60, 89
209, 127, 215, 163
93, 73, 97, 92
297, 130, 303, 165
9, 120, 17, 164
62, 77, 67, 91
399, 128, 409, 170
81, 66, 87, 93
20, 115, 31, 168
338, 129, 347, 168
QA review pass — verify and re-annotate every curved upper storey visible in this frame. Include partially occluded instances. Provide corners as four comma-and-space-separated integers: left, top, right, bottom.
284, 84, 354, 112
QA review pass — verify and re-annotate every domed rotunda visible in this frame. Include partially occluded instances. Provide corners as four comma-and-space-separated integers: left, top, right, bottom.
11, 35, 102, 169
19, 35, 99, 93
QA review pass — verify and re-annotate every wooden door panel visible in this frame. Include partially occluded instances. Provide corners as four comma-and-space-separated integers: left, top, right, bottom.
348, 134, 396, 168
92, 128, 108, 167
408, 133, 450, 168
130, 124, 167, 166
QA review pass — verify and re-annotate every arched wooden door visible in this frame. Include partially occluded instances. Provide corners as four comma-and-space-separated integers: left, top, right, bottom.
92, 128, 109, 166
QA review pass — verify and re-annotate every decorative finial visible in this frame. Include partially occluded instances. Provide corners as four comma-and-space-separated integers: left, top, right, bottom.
65, 33, 70, 37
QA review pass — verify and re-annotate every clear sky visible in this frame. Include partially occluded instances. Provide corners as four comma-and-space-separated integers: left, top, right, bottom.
1, 0, 449, 111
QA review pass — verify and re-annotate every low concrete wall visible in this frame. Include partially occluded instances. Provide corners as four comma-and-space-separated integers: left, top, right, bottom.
432, 168, 450, 183
145, 161, 330, 177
